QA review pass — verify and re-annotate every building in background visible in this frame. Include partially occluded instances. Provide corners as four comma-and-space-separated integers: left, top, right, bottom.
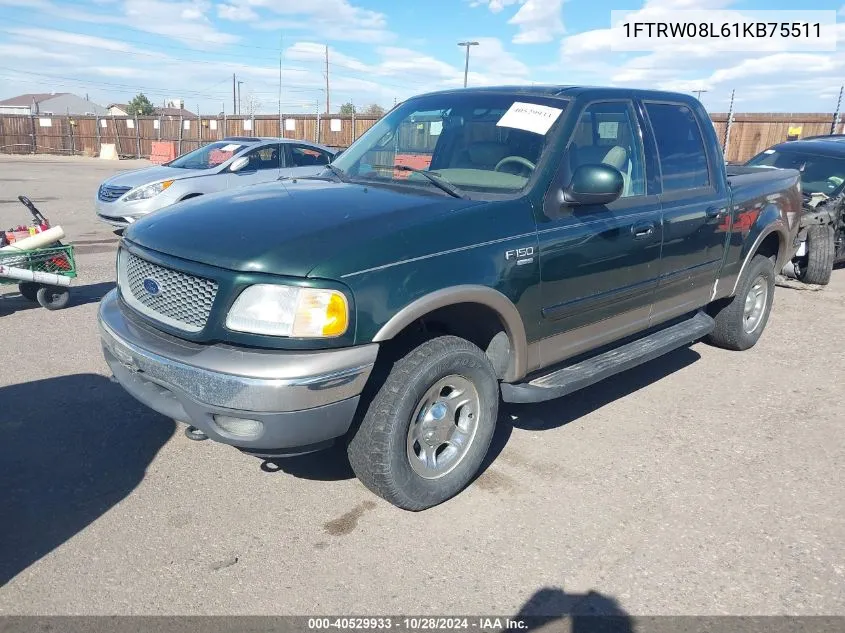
107, 99, 196, 119
0, 93, 107, 115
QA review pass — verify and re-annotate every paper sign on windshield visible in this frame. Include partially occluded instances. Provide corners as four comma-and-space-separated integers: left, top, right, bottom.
497, 102, 563, 135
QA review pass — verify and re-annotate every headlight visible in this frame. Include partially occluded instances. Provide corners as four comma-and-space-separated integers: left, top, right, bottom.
123, 180, 174, 201
226, 284, 349, 338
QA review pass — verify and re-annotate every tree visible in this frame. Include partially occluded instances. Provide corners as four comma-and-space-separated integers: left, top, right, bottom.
339, 102, 356, 115
364, 103, 385, 117
243, 93, 262, 116
126, 93, 155, 116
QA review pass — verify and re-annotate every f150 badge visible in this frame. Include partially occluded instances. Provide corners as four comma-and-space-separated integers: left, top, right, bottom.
505, 246, 535, 265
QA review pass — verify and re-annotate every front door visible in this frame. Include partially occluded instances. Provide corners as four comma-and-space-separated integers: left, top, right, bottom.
228, 143, 282, 188
642, 101, 731, 325
536, 100, 662, 368
283, 144, 334, 178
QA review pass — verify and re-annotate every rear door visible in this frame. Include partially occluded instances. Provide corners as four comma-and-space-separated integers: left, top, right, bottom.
283, 144, 334, 178
227, 143, 282, 188
536, 99, 663, 367
643, 101, 731, 325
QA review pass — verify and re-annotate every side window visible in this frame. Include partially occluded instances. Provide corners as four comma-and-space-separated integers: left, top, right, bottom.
566, 101, 645, 198
241, 144, 280, 171
644, 103, 710, 191
288, 145, 332, 167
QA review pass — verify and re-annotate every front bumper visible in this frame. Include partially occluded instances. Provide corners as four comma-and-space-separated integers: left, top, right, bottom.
98, 289, 378, 454
94, 194, 173, 228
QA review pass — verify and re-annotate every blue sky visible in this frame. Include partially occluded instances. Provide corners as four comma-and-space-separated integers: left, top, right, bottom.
0, 0, 842, 114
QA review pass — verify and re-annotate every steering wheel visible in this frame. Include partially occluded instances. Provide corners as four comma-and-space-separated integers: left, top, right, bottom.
494, 156, 536, 174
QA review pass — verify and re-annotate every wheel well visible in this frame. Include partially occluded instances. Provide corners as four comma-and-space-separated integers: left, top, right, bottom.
756, 232, 781, 263
378, 302, 511, 379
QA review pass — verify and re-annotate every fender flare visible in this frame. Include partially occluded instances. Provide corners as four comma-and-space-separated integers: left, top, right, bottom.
730, 216, 789, 297
372, 285, 528, 383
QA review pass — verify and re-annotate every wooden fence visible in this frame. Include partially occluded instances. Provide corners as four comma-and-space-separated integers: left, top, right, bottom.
1, 112, 843, 163
0, 114, 380, 158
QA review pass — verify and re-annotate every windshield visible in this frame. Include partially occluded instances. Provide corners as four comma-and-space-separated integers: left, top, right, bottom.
167, 141, 250, 170
331, 92, 569, 197
747, 149, 845, 196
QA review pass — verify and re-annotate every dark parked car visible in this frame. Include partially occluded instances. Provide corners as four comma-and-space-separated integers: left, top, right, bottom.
745, 136, 845, 284
99, 86, 802, 510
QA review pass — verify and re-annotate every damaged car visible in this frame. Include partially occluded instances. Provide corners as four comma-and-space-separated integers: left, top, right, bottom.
745, 136, 845, 284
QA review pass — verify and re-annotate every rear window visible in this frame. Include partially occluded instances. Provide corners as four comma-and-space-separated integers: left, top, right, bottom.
645, 102, 711, 192
746, 150, 845, 196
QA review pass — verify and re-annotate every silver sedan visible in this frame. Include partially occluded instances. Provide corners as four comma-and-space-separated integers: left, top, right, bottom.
95, 137, 337, 228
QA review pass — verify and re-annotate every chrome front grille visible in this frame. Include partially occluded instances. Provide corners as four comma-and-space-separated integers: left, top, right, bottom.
98, 185, 131, 202
117, 249, 218, 333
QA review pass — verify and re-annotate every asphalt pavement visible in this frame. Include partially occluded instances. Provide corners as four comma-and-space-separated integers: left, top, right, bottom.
0, 155, 843, 616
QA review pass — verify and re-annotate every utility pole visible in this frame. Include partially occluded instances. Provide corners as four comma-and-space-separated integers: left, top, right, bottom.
457, 41, 479, 88
237, 81, 244, 116
831, 85, 843, 135
232, 74, 236, 116
325, 44, 330, 115
693, 89, 708, 101
279, 33, 284, 138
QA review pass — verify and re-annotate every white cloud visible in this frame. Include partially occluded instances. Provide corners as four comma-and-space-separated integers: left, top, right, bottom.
510, 0, 565, 43
223, 0, 394, 42
4, 27, 140, 53
0, 43, 78, 62
473, 0, 565, 44
217, 2, 258, 21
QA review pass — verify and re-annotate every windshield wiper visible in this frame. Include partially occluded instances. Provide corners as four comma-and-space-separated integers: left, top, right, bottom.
372, 164, 467, 199
324, 163, 351, 183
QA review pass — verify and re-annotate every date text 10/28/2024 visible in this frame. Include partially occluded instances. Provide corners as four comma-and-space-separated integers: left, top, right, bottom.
307, 618, 529, 631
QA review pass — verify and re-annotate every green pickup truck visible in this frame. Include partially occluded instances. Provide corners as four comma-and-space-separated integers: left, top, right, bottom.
99, 86, 802, 510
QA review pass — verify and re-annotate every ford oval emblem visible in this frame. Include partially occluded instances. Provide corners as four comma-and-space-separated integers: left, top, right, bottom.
142, 277, 161, 296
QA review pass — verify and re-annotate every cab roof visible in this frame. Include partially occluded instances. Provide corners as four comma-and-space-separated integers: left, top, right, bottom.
411, 85, 702, 106
766, 135, 845, 158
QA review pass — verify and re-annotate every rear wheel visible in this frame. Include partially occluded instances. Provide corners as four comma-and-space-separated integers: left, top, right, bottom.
36, 285, 70, 310
707, 254, 775, 351
795, 224, 834, 285
347, 335, 499, 511
18, 282, 39, 302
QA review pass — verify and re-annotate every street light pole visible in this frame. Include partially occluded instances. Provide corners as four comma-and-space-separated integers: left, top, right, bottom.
458, 41, 479, 88
237, 81, 244, 115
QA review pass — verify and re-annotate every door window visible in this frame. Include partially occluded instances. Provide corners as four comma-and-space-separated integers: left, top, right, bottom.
566, 101, 645, 197
644, 103, 710, 191
288, 145, 332, 167
240, 144, 281, 171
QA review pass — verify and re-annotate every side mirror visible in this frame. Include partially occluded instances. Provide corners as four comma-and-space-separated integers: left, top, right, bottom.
563, 164, 624, 206
331, 150, 343, 161
229, 156, 250, 173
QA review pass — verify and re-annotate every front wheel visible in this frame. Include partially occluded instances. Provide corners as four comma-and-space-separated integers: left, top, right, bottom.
347, 336, 499, 511
795, 224, 835, 285
706, 254, 775, 351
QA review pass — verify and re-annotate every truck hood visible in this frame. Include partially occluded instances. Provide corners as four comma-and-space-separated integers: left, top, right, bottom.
104, 165, 216, 188
124, 178, 482, 277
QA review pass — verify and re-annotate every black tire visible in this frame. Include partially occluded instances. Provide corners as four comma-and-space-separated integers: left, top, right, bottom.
796, 224, 834, 285
36, 285, 70, 310
347, 335, 499, 511
706, 254, 775, 351
18, 282, 39, 302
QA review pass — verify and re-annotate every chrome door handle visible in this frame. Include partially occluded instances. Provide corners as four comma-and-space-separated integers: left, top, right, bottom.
631, 221, 655, 239
706, 206, 727, 219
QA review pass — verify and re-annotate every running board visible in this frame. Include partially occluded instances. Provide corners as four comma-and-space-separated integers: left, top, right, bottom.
501, 311, 715, 404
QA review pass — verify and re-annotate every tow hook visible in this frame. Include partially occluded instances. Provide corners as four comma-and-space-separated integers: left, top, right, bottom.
185, 425, 209, 441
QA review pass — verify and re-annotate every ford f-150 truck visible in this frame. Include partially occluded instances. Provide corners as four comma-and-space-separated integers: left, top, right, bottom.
99, 86, 802, 510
